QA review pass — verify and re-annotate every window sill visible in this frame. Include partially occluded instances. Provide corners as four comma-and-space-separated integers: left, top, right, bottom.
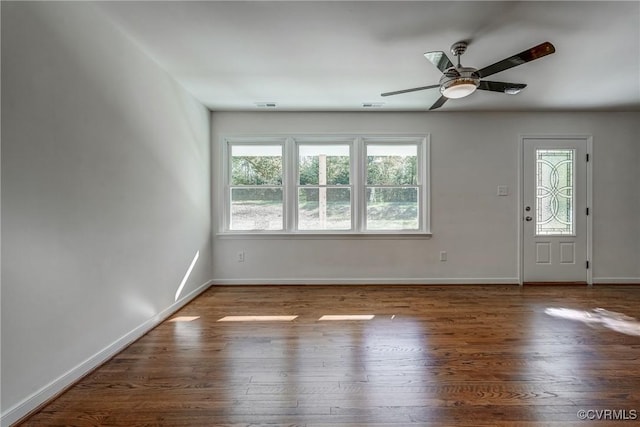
216, 232, 432, 240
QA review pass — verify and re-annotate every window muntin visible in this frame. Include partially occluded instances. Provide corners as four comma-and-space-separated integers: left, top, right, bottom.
223, 136, 429, 235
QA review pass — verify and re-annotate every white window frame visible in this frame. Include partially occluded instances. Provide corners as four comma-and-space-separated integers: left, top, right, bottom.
362, 137, 428, 233
294, 137, 356, 232
220, 134, 431, 238
222, 137, 287, 233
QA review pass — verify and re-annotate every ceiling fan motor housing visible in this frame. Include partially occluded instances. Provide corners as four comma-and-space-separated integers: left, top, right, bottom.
450, 41, 469, 57
439, 67, 480, 98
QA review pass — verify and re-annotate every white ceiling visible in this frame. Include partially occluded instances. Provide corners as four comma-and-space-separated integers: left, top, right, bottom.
95, 1, 640, 112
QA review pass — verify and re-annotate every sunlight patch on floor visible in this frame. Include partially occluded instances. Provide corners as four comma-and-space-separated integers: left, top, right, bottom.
217, 315, 298, 322
169, 316, 200, 322
319, 314, 375, 321
545, 307, 640, 336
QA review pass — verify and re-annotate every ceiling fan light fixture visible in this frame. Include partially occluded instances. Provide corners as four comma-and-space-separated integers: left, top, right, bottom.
441, 80, 478, 99
439, 66, 480, 99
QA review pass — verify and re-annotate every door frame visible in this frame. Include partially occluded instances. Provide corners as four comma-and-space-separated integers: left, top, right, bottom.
518, 134, 593, 285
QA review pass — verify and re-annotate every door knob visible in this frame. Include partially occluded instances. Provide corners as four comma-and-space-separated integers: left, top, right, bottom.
525, 216, 533, 221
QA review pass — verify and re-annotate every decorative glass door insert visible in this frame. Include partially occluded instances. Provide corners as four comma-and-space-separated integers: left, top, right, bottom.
535, 149, 574, 236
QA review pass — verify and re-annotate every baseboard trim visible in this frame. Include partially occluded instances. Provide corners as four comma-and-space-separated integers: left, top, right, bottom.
1, 280, 213, 427
593, 277, 640, 285
211, 277, 520, 285
523, 281, 588, 286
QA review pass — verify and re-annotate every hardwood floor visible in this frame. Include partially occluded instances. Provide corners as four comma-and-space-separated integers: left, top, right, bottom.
20, 285, 640, 426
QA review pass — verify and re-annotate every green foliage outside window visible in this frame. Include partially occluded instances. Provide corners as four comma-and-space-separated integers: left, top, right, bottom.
232, 156, 282, 186
299, 155, 350, 186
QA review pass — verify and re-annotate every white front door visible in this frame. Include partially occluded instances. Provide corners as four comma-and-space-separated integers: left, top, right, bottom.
522, 137, 589, 283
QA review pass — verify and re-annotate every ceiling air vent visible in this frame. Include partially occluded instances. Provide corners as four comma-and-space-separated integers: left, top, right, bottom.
362, 102, 385, 108
255, 102, 277, 108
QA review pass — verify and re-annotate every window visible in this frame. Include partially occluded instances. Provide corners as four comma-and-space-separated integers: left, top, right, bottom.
366, 143, 419, 231
297, 143, 352, 231
222, 135, 429, 235
229, 143, 283, 231
535, 148, 574, 235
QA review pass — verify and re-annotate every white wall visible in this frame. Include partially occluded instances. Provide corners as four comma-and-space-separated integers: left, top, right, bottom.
1, 2, 212, 424
211, 111, 639, 284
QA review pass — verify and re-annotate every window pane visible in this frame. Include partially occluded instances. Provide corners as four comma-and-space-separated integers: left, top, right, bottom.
366, 187, 419, 230
367, 145, 417, 185
230, 188, 283, 231
536, 149, 574, 235
298, 187, 351, 230
231, 145, 282, 185
299, 145, 350, 185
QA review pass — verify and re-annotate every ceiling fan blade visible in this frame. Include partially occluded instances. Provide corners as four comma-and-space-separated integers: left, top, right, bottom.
381, 84, 439, 97
424, 51, 455, 73
429, 95, 448, 110
477, 41, 555, 78
478, 81, 527, 93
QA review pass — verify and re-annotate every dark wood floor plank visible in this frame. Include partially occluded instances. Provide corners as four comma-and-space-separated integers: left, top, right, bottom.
18, 285, 640, 426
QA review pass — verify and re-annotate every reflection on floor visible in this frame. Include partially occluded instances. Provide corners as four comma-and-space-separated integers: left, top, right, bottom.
546, 307, 640, 336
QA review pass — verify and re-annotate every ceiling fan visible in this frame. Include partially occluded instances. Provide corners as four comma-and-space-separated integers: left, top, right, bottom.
381, 41, 555, 110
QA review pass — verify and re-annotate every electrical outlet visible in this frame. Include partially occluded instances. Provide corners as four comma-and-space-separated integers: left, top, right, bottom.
237, 251, 245, 262
497, 185, 509, 196
440, 251, 447, 262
